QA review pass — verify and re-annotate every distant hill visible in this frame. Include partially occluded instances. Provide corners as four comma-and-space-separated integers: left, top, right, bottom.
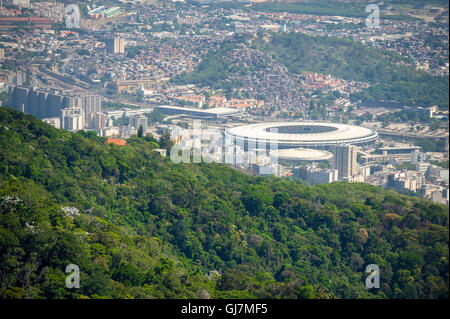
174, 32, 448, 108
0, 107, 448, 299
252, 32, 449, 108
207, 0, 432, 21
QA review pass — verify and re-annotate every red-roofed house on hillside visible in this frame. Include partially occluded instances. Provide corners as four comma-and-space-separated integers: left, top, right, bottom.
107, 138, 127, 146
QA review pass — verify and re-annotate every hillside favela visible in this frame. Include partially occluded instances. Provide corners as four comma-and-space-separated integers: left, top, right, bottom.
0, 0, 448, 306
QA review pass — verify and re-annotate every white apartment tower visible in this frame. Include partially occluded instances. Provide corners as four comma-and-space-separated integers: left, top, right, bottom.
106, 37, 125, 55
60, 107, 84, 132
332, 144, 358, 181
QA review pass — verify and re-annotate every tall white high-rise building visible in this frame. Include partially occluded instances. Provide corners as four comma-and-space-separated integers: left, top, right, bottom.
129, 114, 148, 131
90, 112, 108, 130
106, 37, 125, 55
81, 94, 102, 127
60, 107, 84, 132
332, 144, 358, 181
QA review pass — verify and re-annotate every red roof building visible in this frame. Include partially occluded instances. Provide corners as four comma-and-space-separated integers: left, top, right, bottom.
106, 138, 127, 146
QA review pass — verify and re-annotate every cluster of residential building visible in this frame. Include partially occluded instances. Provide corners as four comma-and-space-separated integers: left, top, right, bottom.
298, 12, 449, 76
8, 84, 104, 131
385, 149, 449, 205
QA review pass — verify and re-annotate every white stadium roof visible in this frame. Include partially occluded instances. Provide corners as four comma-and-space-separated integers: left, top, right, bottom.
225, 121, 378, 148
272, 148, 334, 161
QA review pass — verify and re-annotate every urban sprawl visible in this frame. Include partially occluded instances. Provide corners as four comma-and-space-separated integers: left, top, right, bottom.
1, 0, 448, 206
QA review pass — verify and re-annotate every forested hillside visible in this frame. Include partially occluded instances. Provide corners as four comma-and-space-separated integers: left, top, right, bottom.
0, 108, 448, 299
209, 0, 448, 21
174, 32, 448, 109
252, 32, 449, 108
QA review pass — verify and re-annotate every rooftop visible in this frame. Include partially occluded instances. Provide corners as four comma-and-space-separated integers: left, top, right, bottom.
157, 105, 242, 116
227, 121, 378, 144
106, 138, 126, 146
272, 148, 333, 161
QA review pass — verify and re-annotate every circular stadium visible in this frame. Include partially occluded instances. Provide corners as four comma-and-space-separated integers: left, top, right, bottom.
225, 121, 378, 150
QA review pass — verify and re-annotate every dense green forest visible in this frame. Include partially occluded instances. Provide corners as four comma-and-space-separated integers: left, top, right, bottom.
251, 32, 449, 108
0, 107, 448, 299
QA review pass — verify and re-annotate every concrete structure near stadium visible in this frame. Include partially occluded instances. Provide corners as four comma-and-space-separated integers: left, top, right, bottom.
271, 148, 333, 163
156, 105, 243, 119
225, 121, 378, 150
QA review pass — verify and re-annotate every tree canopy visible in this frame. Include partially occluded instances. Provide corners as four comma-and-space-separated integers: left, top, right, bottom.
0, 107, 448, 299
